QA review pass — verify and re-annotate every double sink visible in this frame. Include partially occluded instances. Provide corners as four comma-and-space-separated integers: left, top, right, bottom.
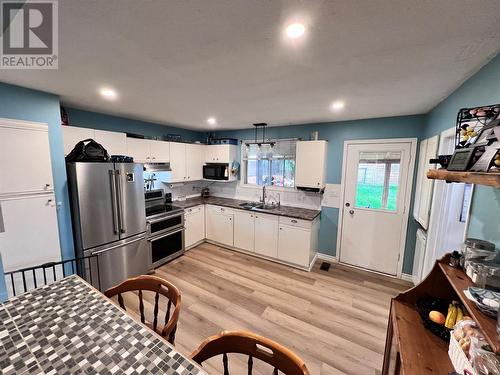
239, 201, 279, 212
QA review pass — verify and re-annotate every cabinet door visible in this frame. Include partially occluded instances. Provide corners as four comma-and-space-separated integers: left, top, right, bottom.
169, 142, 187, 182
185, 206, 205, 248
295, 141, 327, 189
94, 129, 127, 156
126, 138, 151, 163
0, 194, 61, 271
149, 140, 170, 163
205, 146, 216, 163
0, 124, 54, 195
206, 206, 233, 246
278, 225, 311, 267
185, 144, 205, 181
62, 126, 95, 156
234, 210, 255, 252
254, 213, 278, 258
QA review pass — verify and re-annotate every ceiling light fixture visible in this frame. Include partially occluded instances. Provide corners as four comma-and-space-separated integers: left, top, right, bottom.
330, 100, 345, 111
99, 87, 118, 100
207, 117, 217, 125
285, 23, 306, 39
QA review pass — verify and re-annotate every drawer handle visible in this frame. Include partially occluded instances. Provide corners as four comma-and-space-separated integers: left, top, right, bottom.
291, 220, 297, 223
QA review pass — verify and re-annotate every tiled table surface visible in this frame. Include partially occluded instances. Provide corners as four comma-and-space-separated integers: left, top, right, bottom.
0, 275, 207, 375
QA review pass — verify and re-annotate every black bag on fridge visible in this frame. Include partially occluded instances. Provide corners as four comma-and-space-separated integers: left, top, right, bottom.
65, 138, 110, 162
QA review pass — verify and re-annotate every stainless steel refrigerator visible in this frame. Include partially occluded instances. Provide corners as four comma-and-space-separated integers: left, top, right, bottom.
66, 162, 149, 291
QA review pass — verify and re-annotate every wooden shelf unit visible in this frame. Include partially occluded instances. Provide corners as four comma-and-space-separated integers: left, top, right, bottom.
382, 255, 499, 374
427, 169, 500, 188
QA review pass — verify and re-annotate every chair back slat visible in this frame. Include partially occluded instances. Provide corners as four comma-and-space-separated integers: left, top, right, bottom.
153, 291, 160, 332
138, 290, 145, 324
165, 299, 172, 326
223, 353, 229, 375
117, 293, 126, 310
191, 330, 310, 375
247, 355, 253, 375
104, 275, 181, 345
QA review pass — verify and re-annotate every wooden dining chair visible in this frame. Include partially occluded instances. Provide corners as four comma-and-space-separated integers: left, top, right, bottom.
104, 275, 181, 345
190, 330, 310, 375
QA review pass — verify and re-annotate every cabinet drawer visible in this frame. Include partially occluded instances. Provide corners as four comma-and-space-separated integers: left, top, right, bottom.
279, 216, 312, 229
207, 204, 233, 215
185, 205, 202, 215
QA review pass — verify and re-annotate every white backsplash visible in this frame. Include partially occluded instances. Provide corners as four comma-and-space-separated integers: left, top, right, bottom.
152, 179, 322, 209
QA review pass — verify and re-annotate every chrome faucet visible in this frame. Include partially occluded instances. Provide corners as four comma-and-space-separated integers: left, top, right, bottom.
260, 185, 266, 204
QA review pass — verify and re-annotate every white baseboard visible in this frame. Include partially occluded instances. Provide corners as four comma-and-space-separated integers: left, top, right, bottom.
316, 253, 338, 263
401, 273, 413, 282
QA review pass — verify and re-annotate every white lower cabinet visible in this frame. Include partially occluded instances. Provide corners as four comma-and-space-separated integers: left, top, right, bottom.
233, 210, 255, 252
185, 205, 205, 248
254, 213, 279, 258
206, 205, 233, 247
278, 225, 311, 267
202, 204, 318, 269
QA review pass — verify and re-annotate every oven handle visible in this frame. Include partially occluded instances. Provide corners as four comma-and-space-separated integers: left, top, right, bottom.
147, 213, 184, 225
147, 227, 185, 242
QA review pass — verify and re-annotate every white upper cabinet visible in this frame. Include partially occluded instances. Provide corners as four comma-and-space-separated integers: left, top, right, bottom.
169, 142, 187, 182
62, 126, 94, 156
205, 144, 236, 163
254, 213, 279, 258
149, 140, 170, 163
413, 135, 439, 229
94, 129, 127, 156
295, 140, 328, 190
0, 120, 54, 195
186, 144, 205, 181
126, 138, 151, 162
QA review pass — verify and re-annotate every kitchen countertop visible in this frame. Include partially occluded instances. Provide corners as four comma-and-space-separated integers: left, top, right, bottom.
0, 275, 206, 375
175, 196, 321, 221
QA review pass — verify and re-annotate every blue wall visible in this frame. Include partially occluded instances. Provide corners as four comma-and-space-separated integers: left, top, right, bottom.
215, 115, 425, 274
65, 107, 205, 142
0, 82, 73, 300
424, 53, 500, 250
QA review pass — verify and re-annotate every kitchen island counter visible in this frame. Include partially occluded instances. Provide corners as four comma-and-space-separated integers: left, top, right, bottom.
0, 275, 206, 375
175, 196, 321, 221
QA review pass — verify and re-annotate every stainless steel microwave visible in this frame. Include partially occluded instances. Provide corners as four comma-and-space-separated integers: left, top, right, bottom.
203, 163, 229, 180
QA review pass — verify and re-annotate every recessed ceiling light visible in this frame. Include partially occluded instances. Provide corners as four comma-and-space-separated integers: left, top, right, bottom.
330, 101, 345, 111
99, 87, 117, 100
207, 117, 217, 125
285, 23, 306, 39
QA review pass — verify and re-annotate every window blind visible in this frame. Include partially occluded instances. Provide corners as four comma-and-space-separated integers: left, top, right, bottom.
242, 139, 297, 160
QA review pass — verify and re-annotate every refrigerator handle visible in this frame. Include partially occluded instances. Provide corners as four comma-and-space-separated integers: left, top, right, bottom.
0, 202, 4, 233
115, 170, 125, 234
109, 170, 119, 235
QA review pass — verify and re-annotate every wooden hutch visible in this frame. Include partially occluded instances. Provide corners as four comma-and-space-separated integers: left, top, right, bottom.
382, 170, 500, 374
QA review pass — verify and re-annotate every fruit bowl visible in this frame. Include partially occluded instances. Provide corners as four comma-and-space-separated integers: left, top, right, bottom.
416, 297, 451, 342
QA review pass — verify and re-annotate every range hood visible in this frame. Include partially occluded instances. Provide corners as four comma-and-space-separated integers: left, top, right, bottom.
143, 162, 171, 172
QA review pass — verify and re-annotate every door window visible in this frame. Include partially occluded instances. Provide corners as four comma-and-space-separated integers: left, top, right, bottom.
355, 151, 401, 211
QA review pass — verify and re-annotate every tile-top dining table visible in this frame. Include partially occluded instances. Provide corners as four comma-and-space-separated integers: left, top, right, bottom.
0, 275, 207, 375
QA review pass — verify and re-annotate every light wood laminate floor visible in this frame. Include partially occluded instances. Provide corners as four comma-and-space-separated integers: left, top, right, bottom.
130, 243, 412, 374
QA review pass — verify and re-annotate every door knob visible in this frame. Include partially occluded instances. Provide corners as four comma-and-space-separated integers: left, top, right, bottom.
345, 202, 350, 207
349, 210, 354, 215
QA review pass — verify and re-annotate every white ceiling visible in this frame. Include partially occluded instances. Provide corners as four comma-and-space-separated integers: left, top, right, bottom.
1, 0, 499, 131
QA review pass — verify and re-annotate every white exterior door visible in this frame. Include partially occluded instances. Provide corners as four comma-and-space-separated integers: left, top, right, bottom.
234, 210, 255, 252
254, 213, 278, 258
339, 140, 415, 275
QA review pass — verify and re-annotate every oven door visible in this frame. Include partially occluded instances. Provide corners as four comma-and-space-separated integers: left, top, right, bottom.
148, 227, 185, 269
147, 213, 183, 237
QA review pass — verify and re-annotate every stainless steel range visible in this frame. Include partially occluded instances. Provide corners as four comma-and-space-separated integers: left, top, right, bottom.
145, 190, 185, 269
